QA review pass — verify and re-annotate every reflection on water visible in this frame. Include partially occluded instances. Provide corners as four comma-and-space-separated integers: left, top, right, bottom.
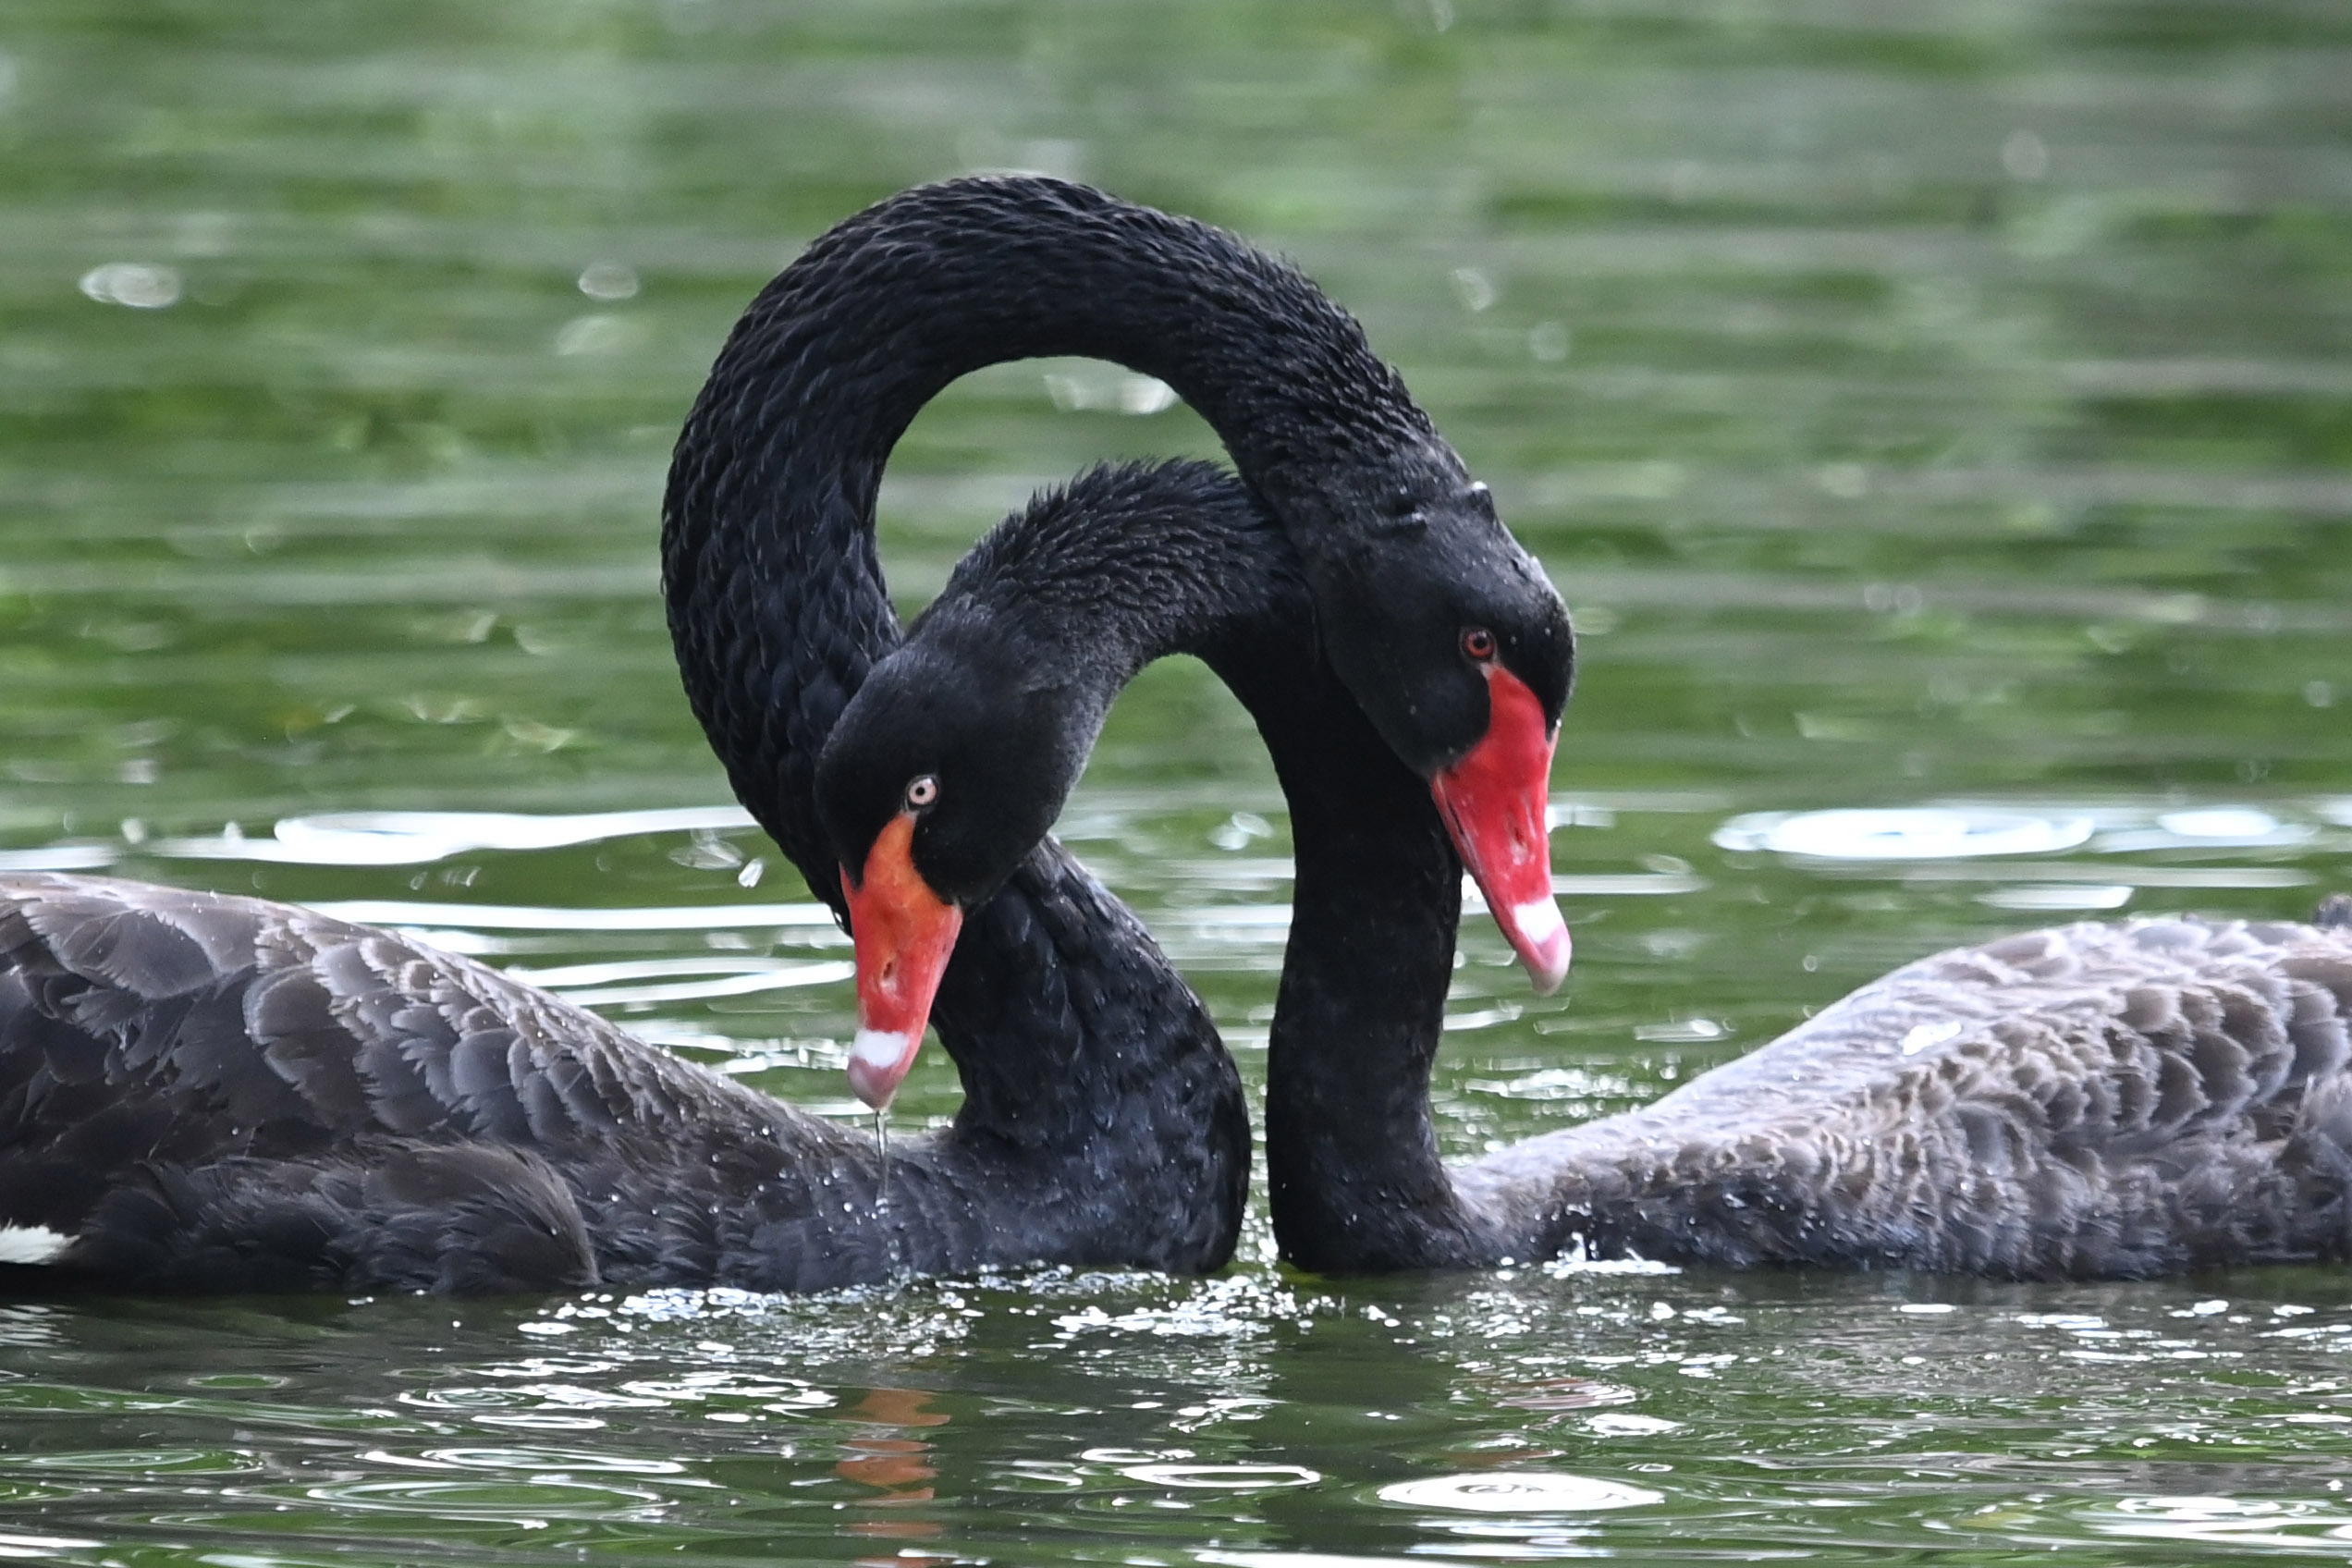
19, 1272, 2352, 1565
1717, 806, 2098, 860
5, 0, 2352, 1562
158, 804, 759, 864
307, 897, 837, 930
1377, 1470, 1664, 1512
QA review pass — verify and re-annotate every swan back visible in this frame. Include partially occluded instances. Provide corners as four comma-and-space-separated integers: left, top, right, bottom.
0, 871, 1204, 1292
1472, 914, 2352, 1277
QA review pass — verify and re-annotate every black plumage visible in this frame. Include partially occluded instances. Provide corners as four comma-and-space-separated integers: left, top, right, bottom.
1, 177, 1567, 1294
0, 864, 1237, 1292
818, 462, 2352, 1282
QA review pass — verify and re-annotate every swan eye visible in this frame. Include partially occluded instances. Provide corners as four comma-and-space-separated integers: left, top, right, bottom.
904, 776, 939, 810
1461, 628, 1497, 661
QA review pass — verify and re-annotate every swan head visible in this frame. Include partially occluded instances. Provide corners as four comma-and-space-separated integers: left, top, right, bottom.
817, 635, 1088, 1109
1309, 471, 1578, 993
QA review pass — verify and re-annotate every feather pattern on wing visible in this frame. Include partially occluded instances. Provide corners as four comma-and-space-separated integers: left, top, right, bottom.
0, 870, 1206, 1294
1460, 915, 2352, 1278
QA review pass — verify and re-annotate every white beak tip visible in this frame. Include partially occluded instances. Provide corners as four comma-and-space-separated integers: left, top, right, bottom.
1511, 896, 1574, 995
847, 1027, 922, 1110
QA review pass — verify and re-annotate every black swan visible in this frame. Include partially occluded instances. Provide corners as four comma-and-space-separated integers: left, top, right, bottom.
0, 469, 1249, 1294
820, 466, 2352, 1281
0, 178, 1561, 1292
668, 177, 1572, 1108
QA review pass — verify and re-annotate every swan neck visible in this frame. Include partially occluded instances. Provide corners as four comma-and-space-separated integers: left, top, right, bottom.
663, 181, 1421, 887
656, 188, 1258, 1256
1212, 648, 1507, 1271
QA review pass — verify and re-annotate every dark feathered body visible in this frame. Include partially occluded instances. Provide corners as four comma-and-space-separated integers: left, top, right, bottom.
0, 856, 1237, 1293
1254, 639, 2352, 1279
0, 171, 1564, 1298
1252, 598, 2352, 1278
0, 462, 1271, 1294
1464, 913, 2352, 1278
4, 168, 1549, 1298
15, 168, 2332, 1292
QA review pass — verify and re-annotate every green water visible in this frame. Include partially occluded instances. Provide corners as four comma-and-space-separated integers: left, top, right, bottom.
6, 0, 2352, 1561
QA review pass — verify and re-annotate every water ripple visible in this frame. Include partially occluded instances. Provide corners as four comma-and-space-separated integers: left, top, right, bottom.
1716, 808, 2094, 861
156, 805, 756, 866
1377, 1472, 1664, 1513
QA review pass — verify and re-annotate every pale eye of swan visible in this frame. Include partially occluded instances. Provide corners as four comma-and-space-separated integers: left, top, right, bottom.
905, 775, 939, 809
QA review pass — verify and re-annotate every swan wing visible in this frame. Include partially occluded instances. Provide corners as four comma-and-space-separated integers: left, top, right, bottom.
1495, 915, 2352, 1277
0, 873, 864, 1292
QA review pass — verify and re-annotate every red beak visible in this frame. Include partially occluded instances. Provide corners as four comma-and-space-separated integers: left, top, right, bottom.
839, 812, 963, 1110
1430, 664, 1571, 994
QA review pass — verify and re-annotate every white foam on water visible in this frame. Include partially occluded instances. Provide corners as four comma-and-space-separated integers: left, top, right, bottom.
1377, 1471, 1663, 1513
0, 1225, 71, 1265
304, 899, 836, 932
1979, 883, 2133, 912
1199, 1553, 1415, 1568
156, 804, 756, 866
1717, 807, 2093, 861
1122, 1463, 1319, 1490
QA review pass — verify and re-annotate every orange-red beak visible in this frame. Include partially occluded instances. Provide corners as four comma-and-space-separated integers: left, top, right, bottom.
839, 812, 964, 1109
1430, 664, 1571, 994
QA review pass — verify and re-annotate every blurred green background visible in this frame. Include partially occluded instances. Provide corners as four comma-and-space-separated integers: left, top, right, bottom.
4, 2, 2352, 1563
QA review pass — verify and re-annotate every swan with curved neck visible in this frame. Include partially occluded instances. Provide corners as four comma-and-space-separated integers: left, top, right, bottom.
823, 463, 2352, 1280
667, 177, 1574, 1110
0, 178, 1554, 1293
0, 468, 1257, 1292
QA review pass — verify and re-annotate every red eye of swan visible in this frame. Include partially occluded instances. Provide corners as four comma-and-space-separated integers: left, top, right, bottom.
905, 775, 938, 810
1461, 628, 1497, 662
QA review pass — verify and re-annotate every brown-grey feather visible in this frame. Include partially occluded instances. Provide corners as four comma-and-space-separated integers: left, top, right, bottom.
1457, 915, 2352, 1278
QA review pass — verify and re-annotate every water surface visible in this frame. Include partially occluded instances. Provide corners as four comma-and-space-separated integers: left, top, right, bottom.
4, 0, 2352, 1562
